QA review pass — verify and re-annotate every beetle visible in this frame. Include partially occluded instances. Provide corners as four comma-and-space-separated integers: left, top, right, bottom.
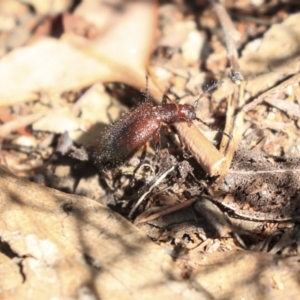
90, 81, 220, 171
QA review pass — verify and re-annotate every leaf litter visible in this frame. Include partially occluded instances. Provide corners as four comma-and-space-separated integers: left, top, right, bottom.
1, 0, 300, 299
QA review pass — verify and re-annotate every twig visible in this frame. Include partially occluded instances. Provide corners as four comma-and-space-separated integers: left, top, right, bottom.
0, 112, 45, 138
128, 165, 175, 218
210, 0, 243, 83
134, 198, 198, 225
195, 197, 246, 248
211, 82, 246, 192
243, 72, 300, 112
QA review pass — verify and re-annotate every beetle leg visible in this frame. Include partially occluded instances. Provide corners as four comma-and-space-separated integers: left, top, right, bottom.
162, 94, 170, 105
139, 144, 148, 165
142, 75, 154, 104
154, 128, 161, 154
176, 129, 192, 159
195, 117, 232, 139
130, 144, 148, 186
130, 129, 160, 187
132, 128, 160, 187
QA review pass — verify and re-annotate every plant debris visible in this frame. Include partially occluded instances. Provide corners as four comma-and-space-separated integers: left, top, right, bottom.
1, 0, 300, 299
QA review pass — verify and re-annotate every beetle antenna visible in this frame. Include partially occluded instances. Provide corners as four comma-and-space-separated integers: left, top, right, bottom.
142, 75, 153, 104
194, 80, 221, 108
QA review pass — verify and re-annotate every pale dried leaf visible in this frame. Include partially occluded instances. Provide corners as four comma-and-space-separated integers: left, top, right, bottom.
21, 0, 71, 16
240, 13, 300, 76
191, 251, 300, 299
0, 1, 161, 107
0, 166, 208, 299
63, 0, 162, 99
32, 108, 83, 133
0, 38, 112, 106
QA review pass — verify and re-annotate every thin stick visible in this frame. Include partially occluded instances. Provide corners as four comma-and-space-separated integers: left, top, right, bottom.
0, 112, 45, 138
134, 198, 197, 225
195, 117, 231, 139
128, 165, 175, 218
243, 72, 300, 112
210, 0, 243, 83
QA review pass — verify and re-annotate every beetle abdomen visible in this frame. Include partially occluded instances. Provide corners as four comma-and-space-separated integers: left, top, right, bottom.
92, 104, 160, 170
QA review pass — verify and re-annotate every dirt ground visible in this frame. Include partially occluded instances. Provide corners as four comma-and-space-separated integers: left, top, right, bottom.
1, 0, 300, 299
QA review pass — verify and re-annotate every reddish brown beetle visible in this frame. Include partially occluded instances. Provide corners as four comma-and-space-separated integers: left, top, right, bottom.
91, 82, 220, 171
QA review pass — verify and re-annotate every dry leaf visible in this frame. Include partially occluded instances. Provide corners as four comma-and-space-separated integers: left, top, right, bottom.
240, 13, 300, 76
32, 108, 83, 133
63, 0, 162, 98
0, 166, 207, 299
21, 0, 71, 16
0, 38, 113, 106
0, 0, 162, 107
191, 251, 300, 299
